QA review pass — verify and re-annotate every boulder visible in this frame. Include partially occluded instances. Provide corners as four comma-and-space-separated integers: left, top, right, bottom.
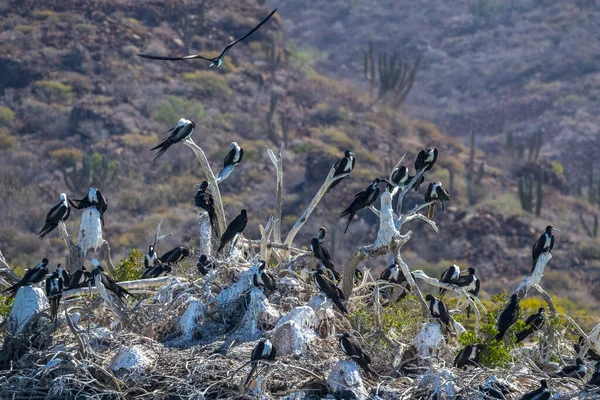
240, 288, 281, 335
414, 322, 445, 358
326, 360, 368, 399
178, 296, 204, 339
109, 345, 154, 377
307, 295, 336, 338
7, 286, 48, 334
272, 306, 317, 356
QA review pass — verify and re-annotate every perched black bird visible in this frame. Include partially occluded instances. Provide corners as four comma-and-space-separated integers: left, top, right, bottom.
455, 267, 480, 318
39, 193, 70, 239
328, 150, 355, 193
45, 272, 63, 322
380, 263, 412, 301
144, 246, 159, 269
67, 265, 92, 290
340, 178, 381, 233
519, 380, 550, 400
253, 261, 276, 291
217, 209, 248, 253
588, 360, 600, 386
150, 118, 195, 161
56, 264, 71, 287
138, 9, 278, 68
480, 379, 511, 399
425, 294, 451, 331
532, 226, 558, 273
424, 182, 450, 219
439, 264, 460, 297
223, 141, 244, 169
69, 188, 108, 225
388, 165, 409, 191
245, 339, 277, 385
194, 181, 219, 237
196, 254, 215, 276
516, 308, 545, 342
454, 344, 485, 369
91, 259, 133, 301
310, 237, 340, 281
159, 247, 190, 265
415, 148, 438, 172
4, 258, 49, 298
337, 333, 375, 375
407, 174, 426, 191
312, 266, 347, 314
317, 226, 327, 243
574, 336, 600, 361
496, 294, 519, 341
556, 358, 587, 380
141, 263, 172, 279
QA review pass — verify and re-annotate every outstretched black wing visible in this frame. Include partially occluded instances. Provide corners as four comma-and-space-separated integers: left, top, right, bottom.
219, 9, 278, 59
137, 53, 213, 62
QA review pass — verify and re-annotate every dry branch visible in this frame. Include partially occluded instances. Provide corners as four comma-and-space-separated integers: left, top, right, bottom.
267, 147, 283, 243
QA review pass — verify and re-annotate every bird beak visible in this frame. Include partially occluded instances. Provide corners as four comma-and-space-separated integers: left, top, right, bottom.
193, 183, 204, 188
552, 228, 560, 232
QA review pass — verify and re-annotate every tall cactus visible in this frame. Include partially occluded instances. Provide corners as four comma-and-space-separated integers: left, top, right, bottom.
266, 90, 279, 143
263, 39, 282, 81
535, 167, 543, 216
579, 213, 598, 238
518, 166, 544, 215
63, 152, 116, 192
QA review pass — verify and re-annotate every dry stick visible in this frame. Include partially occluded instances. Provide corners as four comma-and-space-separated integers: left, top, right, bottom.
58, 221, 86, 274
284, 166, 351, 248
65, 308, 86, 358
259, 216, 276, 263
184, 138, 227, 236
394, 247, 429, 317
152, 219, 173, 249
267, 147, 283, 243
396, 166, 428, 216
62, 276, 178, 299
197, 211, 212, 256
0, 249, 19, 286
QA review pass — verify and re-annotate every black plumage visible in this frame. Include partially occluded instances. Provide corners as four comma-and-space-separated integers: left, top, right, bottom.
45, 272, 63, 322
414, 148, 438, 172
380, 263, 412, 301
141, 263, 172, 279
337, 333, 375, 375
139, 9, 278, 68
253, 261, 276, 291
454, 344, 485, 369
69, 188, 108, 225
425, 294, 451, 331
159, 247, 190, 265
480, 380, 511, 399
532, 225, 558, 273
4, 258, 49, 298
91, 259, 133, 301
217, 209, 248, 252
556, 358, 587, 380
574, 336, 600, 361
67, 265, 92, 290
455, 267, 480, 318
313, 267, 347, 314
56, 264, 71, 288
39, 193, 70, 239
340, 178, 381, 233
144, 246, 159, 269
196, 254, 215, 276
424, 181, 450, 219
516, 308, 545, 342
245, 339, 276, 385
223, 142, 244, 169
328, 150, 355, 192
194, 181, 219, 237
588, 361, 600, 386
388, 165, 409, 191
519, 380, 550, 400
150, 119, 195, 161
310, 237, 340, 281
496, 294, 519, 341
439, 264, 460, 297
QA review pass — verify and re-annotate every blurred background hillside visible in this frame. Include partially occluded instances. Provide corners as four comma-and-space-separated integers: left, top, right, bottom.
0, 0, 599, 327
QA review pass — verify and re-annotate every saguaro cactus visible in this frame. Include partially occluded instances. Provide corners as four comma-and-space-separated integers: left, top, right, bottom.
63, 153, 116, 191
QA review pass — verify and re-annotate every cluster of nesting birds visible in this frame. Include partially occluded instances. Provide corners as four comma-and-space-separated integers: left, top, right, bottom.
5, 7, 599, 397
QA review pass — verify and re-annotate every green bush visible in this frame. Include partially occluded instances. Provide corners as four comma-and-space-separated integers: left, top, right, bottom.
33, 80, 74, 102
183, 71, 232, 100
153, 95, 205, 128
0, 294, 13, 319
0, 129, 16, 150
50, 148, 83, 168
114, 249, 144, 282
0, 106, 15, 126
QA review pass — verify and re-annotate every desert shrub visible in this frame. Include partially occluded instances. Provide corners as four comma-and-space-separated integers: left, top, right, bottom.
0, 294, 13, 319
316, 127, 356, 149
0, 129, 16, 150
114, 249, 144, 282
50, 148, 83, 168
310, 103, 349, 125
184, 71, 232, 100
0, 106, 15, 126
119, 134, 157, 149
33, 80, 74, 102
288, 44, 321, 73
153, 96, 205, 128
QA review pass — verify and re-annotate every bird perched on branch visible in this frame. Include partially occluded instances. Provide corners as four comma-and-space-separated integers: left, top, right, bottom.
56, 264, 71, 288
415, 148, 438, 172
150, 118, 195, 161
159, 247, 190, 265
337, 333, 375, 376
91, 259, 133, 301
310, 236, 340, 281
317, 227, 327, 243
45, 271, 63, 322
312, 266, 347, 314
141, 263, 171, 279
424, 182, 450, 219
245, 339, 276, 386
139, 9, 278, 69
328, 150, 355, 193
217, 209, 248, 253
556, 358, 587, 380
496, 294, 519, 341
340, 178, 381, 233
144, 246, 159, 269
388, 165, 409, 191
4, 258, 49, 298
455, 267, 480, 318
454, 344, 485, 369
574, 336, 600, 361
253, 261, 276, 291
439, 264, 460, 297
39, 193, 70, 239
194, 181, 219, 238
67, 265, 92, 290
70, 187, 108, 225
589, 360, 600, 386
516, 308, 545, 342
519, 379, 550, 400
380, 263, 413, 301
223, 142, 244, 170
532, 225, 558, 273
425, 294, 452, 332
196, 254, 215, 276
